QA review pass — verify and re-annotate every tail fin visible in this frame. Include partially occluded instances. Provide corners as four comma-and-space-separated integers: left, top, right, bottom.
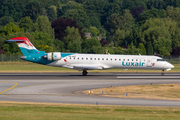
7, 37, 39, 56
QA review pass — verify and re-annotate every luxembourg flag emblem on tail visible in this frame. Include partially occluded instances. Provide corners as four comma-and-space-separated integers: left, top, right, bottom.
7, 37, 38, 56
7, 37, 37, 50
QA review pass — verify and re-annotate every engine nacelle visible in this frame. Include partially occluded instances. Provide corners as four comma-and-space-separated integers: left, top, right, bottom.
44, 52, 61, 61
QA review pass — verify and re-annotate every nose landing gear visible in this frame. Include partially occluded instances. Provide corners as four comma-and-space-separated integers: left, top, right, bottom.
161, 69, 164, 76
82, 70, 88, 76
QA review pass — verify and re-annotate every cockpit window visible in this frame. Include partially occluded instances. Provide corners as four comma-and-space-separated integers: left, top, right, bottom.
157, 59, 165, 61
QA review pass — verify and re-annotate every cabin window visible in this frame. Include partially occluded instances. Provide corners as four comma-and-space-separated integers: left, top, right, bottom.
111, 58, 112, 61
127, 59, 129, 61
74, 57, 75, 60
106, 58, 108, 60
98, 58, 100, 60
132, 59, 133, 61
90, 58, 92, 60
86, 58, 88, 60
70, 57, 71, 59
136, 59, 138, 61
115, 59, 117, 61
123, 59, 125, 61
102, 58, 104, 60
82, 58, 83, 60
77, 58, 79, 60
94, 58, 96, 60
119, 59, 121, 61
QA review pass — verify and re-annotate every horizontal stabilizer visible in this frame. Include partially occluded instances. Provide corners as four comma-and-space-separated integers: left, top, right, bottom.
7, 37, 29, 42
6, 40, 25, 42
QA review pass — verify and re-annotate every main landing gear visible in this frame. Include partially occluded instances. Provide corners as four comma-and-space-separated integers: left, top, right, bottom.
82, 70, 88, 76
161, 69, 164, 76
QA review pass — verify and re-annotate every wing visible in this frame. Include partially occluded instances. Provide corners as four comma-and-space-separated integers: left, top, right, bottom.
73, 65, 104, 70
62, 64, 104, 70
62, 59, 109, 70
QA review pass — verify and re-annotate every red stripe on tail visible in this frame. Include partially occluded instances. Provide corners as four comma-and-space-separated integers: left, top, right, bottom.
11, 37, 33, 47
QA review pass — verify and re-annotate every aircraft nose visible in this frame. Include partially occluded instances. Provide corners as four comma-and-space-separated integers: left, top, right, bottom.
167, 63, 174, 69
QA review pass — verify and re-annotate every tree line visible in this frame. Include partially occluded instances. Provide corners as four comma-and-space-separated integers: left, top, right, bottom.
1, 0, 180, 56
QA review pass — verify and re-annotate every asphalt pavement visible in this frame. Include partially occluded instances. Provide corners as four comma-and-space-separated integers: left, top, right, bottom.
0, 73, 180, 107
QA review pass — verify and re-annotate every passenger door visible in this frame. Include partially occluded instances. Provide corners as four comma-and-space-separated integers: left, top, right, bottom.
147, 58, 156, 67
147, 59, 152, 67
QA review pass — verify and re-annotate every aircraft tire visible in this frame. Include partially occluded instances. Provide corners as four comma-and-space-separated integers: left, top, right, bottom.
82, 70, 88, 76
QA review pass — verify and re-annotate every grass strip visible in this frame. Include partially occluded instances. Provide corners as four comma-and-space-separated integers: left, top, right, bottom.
83, 84, 180, 100
0, 101, 180, 120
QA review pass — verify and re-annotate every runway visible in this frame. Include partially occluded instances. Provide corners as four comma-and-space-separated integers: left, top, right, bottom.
0, 73, 180, 107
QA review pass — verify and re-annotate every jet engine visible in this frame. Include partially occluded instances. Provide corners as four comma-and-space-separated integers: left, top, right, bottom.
43, 52, 61, 61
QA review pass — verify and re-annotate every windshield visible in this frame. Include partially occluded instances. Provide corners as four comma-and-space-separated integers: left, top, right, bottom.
157, 59, 165, 61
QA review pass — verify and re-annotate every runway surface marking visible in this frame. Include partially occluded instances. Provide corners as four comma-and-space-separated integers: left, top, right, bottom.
117, 76, 180, 79
0, 81, 18, 94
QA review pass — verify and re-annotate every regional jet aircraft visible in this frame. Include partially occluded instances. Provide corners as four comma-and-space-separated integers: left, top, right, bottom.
7, 37, 174, 76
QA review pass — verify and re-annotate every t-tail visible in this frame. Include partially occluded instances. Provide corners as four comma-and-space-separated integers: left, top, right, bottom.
7, 37, 39, 56
7, 37, 47, 63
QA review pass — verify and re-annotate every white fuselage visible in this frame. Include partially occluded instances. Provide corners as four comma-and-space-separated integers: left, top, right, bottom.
47, 54, 174, 71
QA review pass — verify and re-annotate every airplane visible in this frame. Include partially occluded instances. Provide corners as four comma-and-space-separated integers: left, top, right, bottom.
7, 37, 174, 76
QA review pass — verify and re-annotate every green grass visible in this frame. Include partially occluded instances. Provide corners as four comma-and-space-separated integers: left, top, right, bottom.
0, 62, 180, 73
0, 102, 180, 120
0, 62, 76, 72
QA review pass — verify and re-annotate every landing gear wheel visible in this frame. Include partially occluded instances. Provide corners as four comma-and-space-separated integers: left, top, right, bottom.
82, 70, 88, 76
161, 69, 164, 76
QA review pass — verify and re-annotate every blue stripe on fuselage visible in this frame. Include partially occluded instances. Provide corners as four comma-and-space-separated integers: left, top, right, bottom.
61, 53, 75, 57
